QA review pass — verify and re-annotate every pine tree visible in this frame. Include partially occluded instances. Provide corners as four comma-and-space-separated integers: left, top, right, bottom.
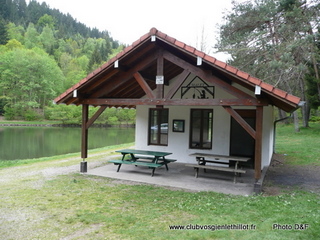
0, 18, 9, 45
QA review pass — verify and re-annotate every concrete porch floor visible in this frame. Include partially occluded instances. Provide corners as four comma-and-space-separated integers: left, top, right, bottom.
87, 161, 258, 196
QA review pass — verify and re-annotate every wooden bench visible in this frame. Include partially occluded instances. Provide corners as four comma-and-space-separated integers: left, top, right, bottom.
188, 153, 250, 183
108, 159, 176, 177
185, 164, 246, 183
122, 157, 177, 170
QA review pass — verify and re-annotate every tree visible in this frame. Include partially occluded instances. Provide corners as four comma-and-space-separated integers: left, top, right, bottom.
37, 14, 55, 29
39, 25, 56, 54
0, 18, 9, 45
0, 47, 65, 119
6, 22, 25, 43
5, 39, 23, 49
24, 22, 40, 49
216, 0, 320, 129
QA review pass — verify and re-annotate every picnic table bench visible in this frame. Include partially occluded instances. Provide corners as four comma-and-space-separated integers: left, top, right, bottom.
186, 153, 250, 183
109, 149, 176, 176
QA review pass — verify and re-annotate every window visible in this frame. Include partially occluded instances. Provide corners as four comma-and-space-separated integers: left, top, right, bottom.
190, 109, 213, 149
148, 108, 168, 146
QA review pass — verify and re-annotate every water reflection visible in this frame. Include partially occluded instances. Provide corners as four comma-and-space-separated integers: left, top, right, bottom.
0, 127, 135, 160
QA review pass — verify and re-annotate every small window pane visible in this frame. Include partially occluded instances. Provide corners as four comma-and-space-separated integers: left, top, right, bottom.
149, 109, 168, 146
190, 109, 213, 149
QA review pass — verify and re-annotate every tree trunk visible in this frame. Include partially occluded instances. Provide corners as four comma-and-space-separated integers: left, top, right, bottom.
301, 102, 310, 128
293, 111, 300, 132
278, 108, 290, 124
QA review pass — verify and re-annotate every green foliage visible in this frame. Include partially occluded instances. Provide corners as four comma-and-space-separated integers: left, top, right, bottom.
305, 64, 320, 109
0, 0, 124, 121
3, 105, 15, 120
5, 39, 23, 49
217, 0, 320, 122
0, 18, 9, 45
37, 14, 56, 29
309, 115, 320, 122
0, 47, 65, 119
45, 104, 82, 124
44, 105, 136, 125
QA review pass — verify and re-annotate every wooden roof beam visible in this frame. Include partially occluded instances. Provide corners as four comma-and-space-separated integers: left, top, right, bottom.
165, 69, 190, 99
223, 106, 256, 139
91, 52, 158, 98
133, 72, 156, 99
79, 98, 268, 107
163, 50, 256, 100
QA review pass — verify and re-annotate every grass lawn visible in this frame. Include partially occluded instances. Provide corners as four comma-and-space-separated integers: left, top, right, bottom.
0, 124, 319, 239
275, 122, 320, 165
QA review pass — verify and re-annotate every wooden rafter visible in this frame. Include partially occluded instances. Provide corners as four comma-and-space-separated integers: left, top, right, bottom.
90, 52, 158, 98
163, 51, 256, 100
165, 69, 190, 99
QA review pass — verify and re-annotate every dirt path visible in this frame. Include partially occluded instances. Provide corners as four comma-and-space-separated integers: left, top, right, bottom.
262, 154, 320, 195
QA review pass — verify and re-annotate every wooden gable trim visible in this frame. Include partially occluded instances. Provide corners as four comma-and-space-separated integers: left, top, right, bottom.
163, 50, 257, 100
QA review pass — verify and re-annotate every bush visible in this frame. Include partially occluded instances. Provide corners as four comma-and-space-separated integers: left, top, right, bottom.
309, 115, 320, 122
23, 109, 42, 121
3, 105, 16, 120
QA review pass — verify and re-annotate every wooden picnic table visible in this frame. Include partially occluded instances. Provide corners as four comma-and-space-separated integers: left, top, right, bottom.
186, 153, 250, 183
109, 149, 176, 176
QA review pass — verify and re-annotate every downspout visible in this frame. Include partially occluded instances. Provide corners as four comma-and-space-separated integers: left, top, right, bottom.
273, 113, 292, 154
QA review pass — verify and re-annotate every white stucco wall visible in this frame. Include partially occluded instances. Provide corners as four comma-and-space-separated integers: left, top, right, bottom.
135, 104, 274, 169
134, 75, 275, 170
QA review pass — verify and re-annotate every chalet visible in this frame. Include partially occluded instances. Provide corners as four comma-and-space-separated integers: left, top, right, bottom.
54, 28, 301, 183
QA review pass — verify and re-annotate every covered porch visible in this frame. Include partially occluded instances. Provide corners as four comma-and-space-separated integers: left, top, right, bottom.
87, 159, 259, 195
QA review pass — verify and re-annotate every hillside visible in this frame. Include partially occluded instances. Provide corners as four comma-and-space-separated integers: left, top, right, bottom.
0, 0, 125, 120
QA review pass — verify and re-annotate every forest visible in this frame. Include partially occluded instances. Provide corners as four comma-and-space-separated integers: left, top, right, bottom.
0, 0, 136, 124
216, 0, 320, 129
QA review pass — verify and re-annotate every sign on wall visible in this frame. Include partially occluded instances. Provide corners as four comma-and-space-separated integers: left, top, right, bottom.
181, 77, 215, 99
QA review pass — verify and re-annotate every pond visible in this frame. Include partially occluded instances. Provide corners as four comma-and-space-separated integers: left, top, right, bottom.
0, 126, 135, 160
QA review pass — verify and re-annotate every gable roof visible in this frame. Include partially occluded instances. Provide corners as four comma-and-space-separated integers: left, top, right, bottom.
54, 27, 300, 112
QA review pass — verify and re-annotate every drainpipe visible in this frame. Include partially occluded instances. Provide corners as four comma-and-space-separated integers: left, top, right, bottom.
273, 113, 292, 154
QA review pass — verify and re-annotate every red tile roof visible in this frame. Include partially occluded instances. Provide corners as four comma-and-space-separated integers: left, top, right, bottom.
54, 27, 301, 110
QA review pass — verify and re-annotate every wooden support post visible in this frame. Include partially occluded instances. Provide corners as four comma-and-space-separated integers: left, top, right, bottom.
254, 106, 263, 181
81, 104, 89, 160
156, 54, 164, 99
